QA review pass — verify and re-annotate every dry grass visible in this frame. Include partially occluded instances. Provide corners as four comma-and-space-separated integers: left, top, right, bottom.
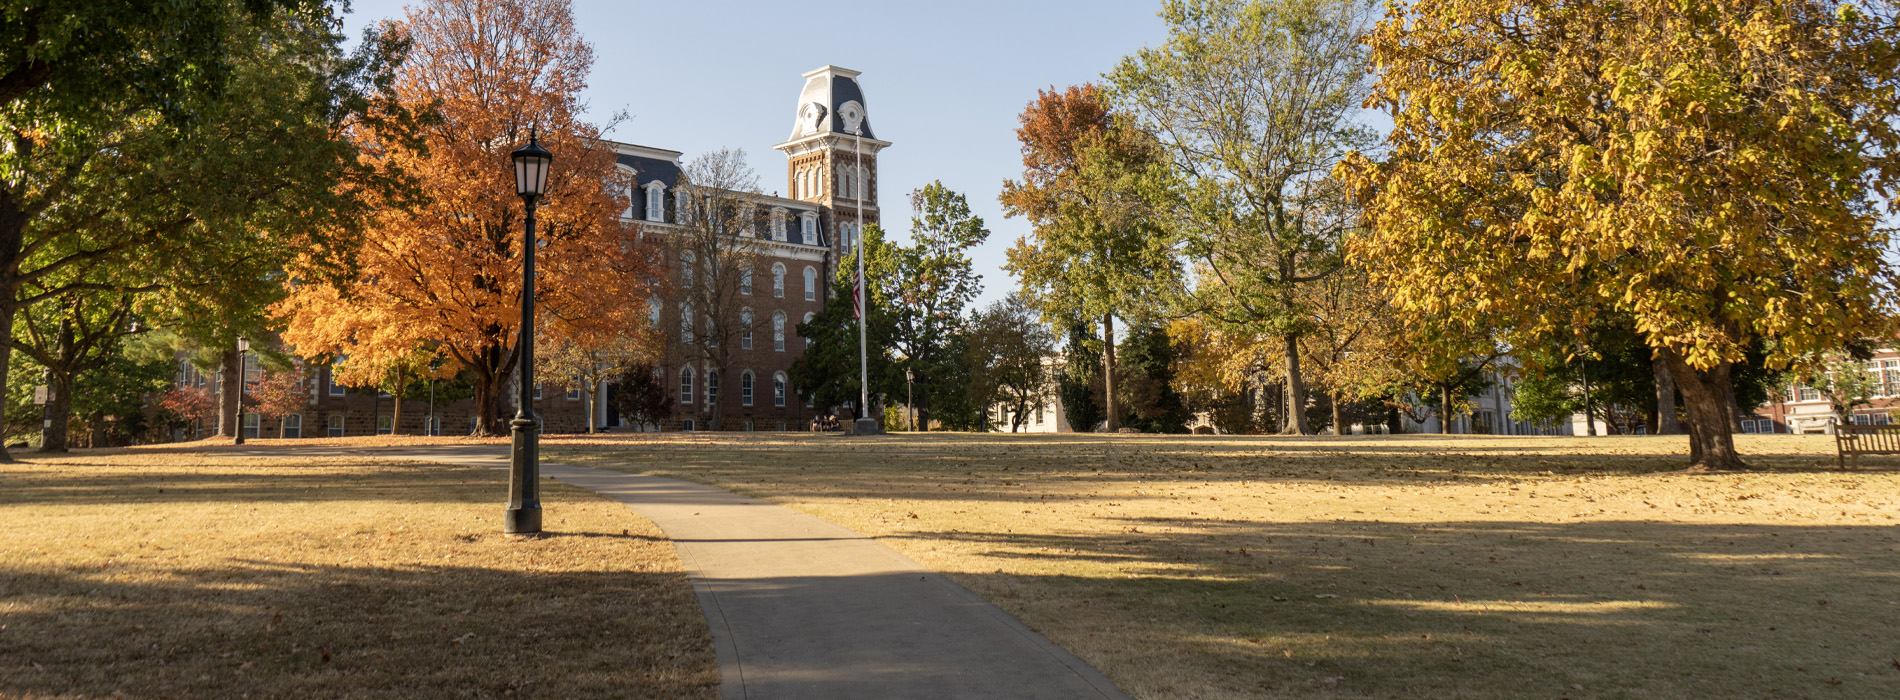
0, 451, 717, 699
553, 432, 1900, 700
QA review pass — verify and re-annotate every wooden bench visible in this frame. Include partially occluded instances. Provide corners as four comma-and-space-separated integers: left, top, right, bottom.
1834, 424, 1900, 469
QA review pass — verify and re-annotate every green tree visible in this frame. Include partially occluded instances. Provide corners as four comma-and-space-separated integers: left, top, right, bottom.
1116, 320, 1190, 433
1344, 0, 1900, 469
887, 183, 989, 430
1107, 0, 1380, 435
790, 225, 899, 418
1812, 357, 1880, 427
1000, 84, 1180, 432
962, 295, 1056, 433
1057, 322, 1104, 433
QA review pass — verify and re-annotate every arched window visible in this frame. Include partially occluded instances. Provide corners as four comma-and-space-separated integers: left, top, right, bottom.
679, 303, 694, 344
679, 366, 695, 405
681, 251, 695, 288
773, 372, 787, 407
854, 165, 867, 200
740, 204, 756, 237
704, 315, 717, 347
677, 189, 696, 224
800, 213, 817, 245
740, 308, 754, 350
841, 223, 856, 254
644, 181, 666, 222
771, 208, 787, 241
803, 312, 815, 348
771, 263, 786, 298
618, 167, 636, 219
741, 371, 755, 406
803, 266, 818, 301
740, 268, 753, 295
773, 311, 787, 352
648, 298, 661, 325
706, 369, 719, 406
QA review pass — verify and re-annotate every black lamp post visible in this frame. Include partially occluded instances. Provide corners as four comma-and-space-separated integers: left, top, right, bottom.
234, 336, 250, 444
906, 368, 914, 432
506, 129, 552, 534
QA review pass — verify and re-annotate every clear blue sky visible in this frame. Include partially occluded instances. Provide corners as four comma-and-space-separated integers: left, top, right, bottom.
341, 0, 1170, 310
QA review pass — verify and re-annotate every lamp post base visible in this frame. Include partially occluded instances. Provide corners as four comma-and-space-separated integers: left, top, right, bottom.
852, 417, 884, 435
504, 506, 541, 534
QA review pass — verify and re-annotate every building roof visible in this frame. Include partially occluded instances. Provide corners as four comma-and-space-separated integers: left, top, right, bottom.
787, 65, 875, 141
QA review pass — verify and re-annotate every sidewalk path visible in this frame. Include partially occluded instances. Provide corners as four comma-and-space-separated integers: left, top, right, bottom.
313, 444, 1131, 700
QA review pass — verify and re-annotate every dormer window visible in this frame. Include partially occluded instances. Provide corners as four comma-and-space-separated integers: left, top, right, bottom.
800, 212, 817, 246
771, 208, 788, 242
740, 204, 756, 237
644, 181, 666, 222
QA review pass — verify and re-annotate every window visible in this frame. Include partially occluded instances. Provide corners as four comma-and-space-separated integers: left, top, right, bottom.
242, 412, 260, 439
243, 353, 261, 383
741, 371, 755, 406
841, 223, 856, 254
772, 264, 786, 298
771, 208, 787, 241
800, 213, 817, 245
740, 269, 753, 295
534, 384, 542, 400
804, 266, 817, 301
566, 386, 581, 401
328, 368, 346, 396
648, 298, 661, 325
773, 312, 787, 352
803, 312, 815, 348
682, 418, 695, 432
680, 303, 695, 344
1884, 360, 1900, 396
740, 204, 756, 237
644, 181, 666, 222
773, 372, 787, 407
283, 414, 302, 439
680, 366, 695, 405
1741, 419, 1758, 433
740, 308, 754, 350
327, 414, 345, 437
705, 315, 717, 347
377, 414, 393, 435
777, 421, 788, 431
681, 251, 695, 288
678, 189, 696, 223
1799, 385, 1820, 402
1876, 413, 1892, 425
706, 370, 719, 406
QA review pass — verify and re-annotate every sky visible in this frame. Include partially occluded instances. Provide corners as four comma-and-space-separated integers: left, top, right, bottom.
340, 0, 1172, 310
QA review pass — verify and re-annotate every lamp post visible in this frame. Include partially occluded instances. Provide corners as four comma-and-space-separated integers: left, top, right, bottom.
906, 368, 914, 432
234, 336, 250, 445
505, 129, 552, 535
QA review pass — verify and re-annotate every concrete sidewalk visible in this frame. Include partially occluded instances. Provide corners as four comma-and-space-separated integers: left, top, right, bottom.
361, 445, 1131, 700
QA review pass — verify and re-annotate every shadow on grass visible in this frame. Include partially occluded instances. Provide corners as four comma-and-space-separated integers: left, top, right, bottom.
0, 464, 501, 507
894, 517, 1900, 698
0, 560, 715, 699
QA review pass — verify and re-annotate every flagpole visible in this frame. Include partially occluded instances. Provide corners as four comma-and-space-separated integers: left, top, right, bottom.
852, 125, 872, 433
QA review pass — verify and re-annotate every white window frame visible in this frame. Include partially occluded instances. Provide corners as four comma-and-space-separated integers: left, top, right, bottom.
774, 372, 787, 408
772, 207, 788, 242
803, 266, 818, 301
680, 303, 695, 344
327, 414, 345, 437
800, 212, 818, 245
283, 414, 302, 439
741, 371, 755, 406
644, 181, 667, 222
803, 312, 815, 348
680, 366, 695, 405
706, 369, 719, 406
772, 264, 786, 298
740, 268, 753, 295
740, 309, 754, 350
377, 414, 393, 435
773, 312, 787, 352
681, 250, 695, 288
328, 368, 346, 396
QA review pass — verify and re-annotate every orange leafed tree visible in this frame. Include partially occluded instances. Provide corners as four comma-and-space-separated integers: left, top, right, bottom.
277, 0, 657, 435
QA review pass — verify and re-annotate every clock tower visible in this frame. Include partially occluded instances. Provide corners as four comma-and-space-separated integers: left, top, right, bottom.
773, 66, 890, 259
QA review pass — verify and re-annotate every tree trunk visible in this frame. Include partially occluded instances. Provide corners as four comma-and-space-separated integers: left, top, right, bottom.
391, 393, 403, 436
1653, 356, 1681, 435
218, 348, 240, 439
1386, 405, 1402, 435
1102, 313, 1118, 432
0, 316, 13, 462
1661, 348, 1747, 470
39, 371, 73, 452
1580, 356, 1597, 437
1331, 390, 1345, 436
584, 381, 596, 434
1281, 334, 1311, 435
1439, 384, 1453, 434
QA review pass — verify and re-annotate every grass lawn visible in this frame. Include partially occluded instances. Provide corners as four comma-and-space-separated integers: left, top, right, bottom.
552, 432, 1900, 700
0, 451, 717, 699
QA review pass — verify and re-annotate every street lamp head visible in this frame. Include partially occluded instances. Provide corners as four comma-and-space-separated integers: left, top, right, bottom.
511, 128, 554, 200
236, 337, 250, 352
906, 369, 913, 382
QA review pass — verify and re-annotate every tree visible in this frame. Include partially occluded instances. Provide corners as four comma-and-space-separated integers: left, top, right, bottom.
963, 295, 1056, 432
277, 0, 655, 436
157, 386, 219, 438
662, 148, 768, 431
1057, 322, 1104, 433
1001, 84, 1180, 433
1107, 0, 1380, 435
1116, 320, 1190, 433
1812, 357, 1880, 427
1344, 0, 1900, 469
888, 183, 990, 430
791, 227, 900, 418
611, 362, 674, 431
541, 329, 654, 433
248, 367, 311, 438
0, 3, 412, 455
13, 291, 137, 451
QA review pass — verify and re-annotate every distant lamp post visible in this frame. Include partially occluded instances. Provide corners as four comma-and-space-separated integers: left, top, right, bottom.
234, 336, 250, 445
506, 129, 552, 535
906, 368, 914, 432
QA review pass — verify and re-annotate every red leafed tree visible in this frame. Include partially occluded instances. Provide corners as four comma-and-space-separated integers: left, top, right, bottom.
158, 387, 219, 434
247, 369, 311, 438
276, 0, 658, 435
